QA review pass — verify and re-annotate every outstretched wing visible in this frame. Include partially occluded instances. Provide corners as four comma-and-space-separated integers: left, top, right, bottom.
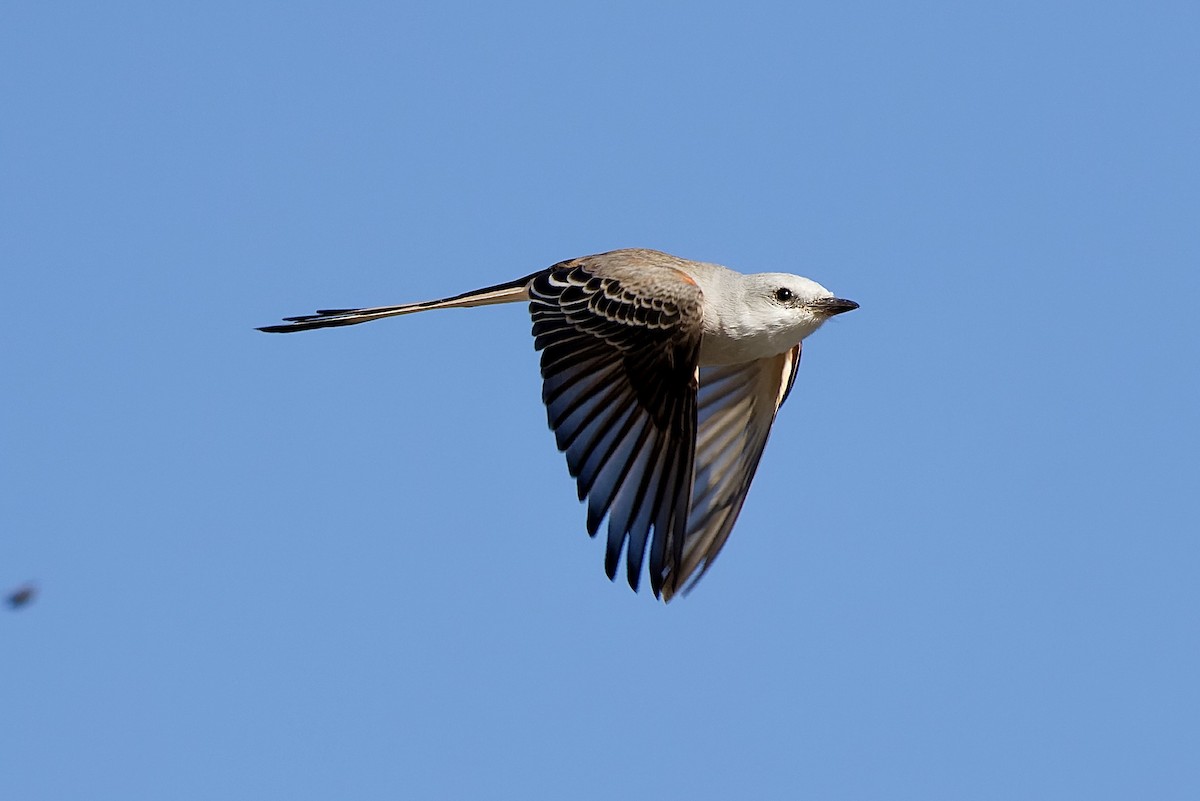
529, 252, 705, 598
662, 344, 801, 601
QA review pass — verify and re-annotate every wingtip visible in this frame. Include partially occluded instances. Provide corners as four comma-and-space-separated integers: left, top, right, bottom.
604, 548, 620, 582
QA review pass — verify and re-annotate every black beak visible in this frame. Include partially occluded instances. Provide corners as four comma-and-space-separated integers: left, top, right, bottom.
808, 297, 859, 317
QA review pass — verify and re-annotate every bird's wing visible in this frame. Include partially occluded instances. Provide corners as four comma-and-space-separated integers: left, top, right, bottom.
529, 253, 705, 598
662, 344, 802, 601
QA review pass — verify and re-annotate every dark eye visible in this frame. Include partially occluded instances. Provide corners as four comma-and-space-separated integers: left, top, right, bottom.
774, 287, 793, 303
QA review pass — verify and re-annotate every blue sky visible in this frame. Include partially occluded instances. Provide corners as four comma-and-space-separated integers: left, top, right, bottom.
3, 2, 1198, 798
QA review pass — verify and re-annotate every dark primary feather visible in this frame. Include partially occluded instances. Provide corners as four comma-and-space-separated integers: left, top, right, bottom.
529, 256, 704, 598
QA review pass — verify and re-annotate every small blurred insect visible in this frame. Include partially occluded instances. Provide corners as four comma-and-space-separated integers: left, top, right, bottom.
6, 583, 36, 609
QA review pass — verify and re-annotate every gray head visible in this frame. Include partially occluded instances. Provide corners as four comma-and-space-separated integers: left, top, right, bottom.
734, 271, 858, 344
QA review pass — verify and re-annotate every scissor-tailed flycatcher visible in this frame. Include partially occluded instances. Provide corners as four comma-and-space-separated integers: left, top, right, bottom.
260, 248, 857, 600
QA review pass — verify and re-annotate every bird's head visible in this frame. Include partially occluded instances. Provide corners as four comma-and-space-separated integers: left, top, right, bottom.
739, 273, 858, 347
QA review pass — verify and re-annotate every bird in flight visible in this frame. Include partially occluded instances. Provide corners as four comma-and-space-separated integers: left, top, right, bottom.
6, 583, 36, 610
260, 248, 857, 600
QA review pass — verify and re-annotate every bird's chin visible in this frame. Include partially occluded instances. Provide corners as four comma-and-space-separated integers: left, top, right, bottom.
763, 319, 827, 355
797, 319, 827, 341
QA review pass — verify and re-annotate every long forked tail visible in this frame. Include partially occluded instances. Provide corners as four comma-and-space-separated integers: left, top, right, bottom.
257, 271, 542, 333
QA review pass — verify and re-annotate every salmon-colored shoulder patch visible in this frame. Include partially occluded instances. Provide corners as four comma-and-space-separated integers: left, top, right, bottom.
670, 267, 698, 286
